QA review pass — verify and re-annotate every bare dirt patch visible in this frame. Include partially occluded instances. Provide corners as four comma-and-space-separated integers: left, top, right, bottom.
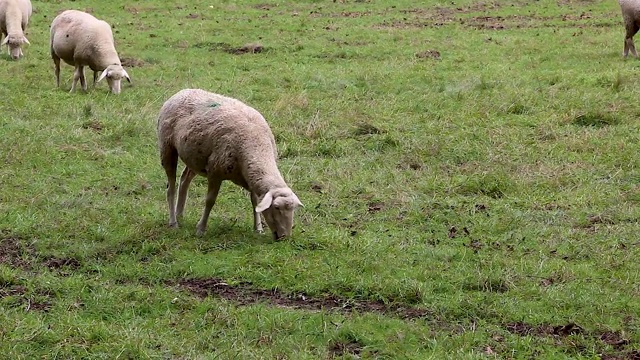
0, 284, 53, 312
328, 338, 364, 357
43, 257, 82, 275
382, 4, 616, 31
229, 42, 264, 54
193, 42, 265, 55
174, 278, 433, 319
120, 57, 147, 67
506, 322, 584, 337
0, 284, 26, 298
0, 230, 36, 269
415, 49, 441, 60
506, 322, 636, 359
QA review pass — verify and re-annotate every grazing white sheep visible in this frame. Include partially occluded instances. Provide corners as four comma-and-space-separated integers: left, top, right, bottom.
157, 89, 303, 239
50, 10, 130, 94
0, 0, 31, 60
619, 0, 640, 57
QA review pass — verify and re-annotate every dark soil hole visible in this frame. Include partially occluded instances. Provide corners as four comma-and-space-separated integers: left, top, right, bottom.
572, 112, 620, 127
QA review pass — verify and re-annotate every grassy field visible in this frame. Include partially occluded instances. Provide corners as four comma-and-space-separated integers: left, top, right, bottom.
1, 0, 640, 358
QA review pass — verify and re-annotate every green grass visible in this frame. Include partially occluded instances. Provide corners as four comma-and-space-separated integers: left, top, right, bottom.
1, 0, 640, 358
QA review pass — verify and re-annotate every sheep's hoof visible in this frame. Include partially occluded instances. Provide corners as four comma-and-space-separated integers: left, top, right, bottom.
196, 224, 206, 236
168, 222, 178, 228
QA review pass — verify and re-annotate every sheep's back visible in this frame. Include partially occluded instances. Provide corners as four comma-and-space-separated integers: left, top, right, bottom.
620, 0, 640, 20
158, 89, 276, 177
50, 10, 115, 65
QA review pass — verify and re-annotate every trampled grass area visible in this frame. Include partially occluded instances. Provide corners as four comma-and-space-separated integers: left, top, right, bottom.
1, 0, 640, 358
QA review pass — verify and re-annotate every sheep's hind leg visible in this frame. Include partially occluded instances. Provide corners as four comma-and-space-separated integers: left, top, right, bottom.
625, 23, 639, 57
251, 193, 264, 233
627, 37, 638, 58
52, 55, 61, 88
195, 178, 222, 236
176, 167, 197, 219
161, 148, 179, 228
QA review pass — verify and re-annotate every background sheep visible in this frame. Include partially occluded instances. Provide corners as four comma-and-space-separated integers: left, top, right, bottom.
619, 0, 640, 57
50, 10, 130, 94
157, 89, 303, 240
0, 0, 31, 60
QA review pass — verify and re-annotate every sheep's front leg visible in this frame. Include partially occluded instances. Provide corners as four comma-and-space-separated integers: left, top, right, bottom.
196, 178, 222, 236
176, 167, 197, 218
79, 66, 87, 91
71, 66, 86, 93
251, 192, 264, 233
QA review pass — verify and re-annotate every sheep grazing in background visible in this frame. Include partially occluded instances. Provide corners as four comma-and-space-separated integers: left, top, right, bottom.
0, 0, 31, 60
157, 89, 303, 240
619, 0, 640, 57
50, 10, 130, 94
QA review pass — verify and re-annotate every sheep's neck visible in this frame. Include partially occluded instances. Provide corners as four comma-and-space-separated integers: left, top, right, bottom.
242, 157, 286, 197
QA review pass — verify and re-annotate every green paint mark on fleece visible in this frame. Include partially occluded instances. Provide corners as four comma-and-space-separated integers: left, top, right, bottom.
208, 102, 221, 108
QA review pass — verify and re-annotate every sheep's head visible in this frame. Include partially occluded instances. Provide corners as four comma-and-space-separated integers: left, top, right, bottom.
2, 35, 30, 60
97, 64, 131, 94
255, 187, 303, 240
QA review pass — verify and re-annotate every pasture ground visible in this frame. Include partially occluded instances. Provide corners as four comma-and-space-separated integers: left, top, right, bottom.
1, 0, 640, 358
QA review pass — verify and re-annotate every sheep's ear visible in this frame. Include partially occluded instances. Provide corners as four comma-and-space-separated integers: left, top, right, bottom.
292, 193, 303, 208
255, 191, 274, 213
123, 69, 131, 83
22, 36, 29, 45
1, 37, 8, 46
97, 70, 109, 82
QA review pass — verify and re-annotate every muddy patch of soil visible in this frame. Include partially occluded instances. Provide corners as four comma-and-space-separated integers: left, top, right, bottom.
194, 42, 265, 55
175, 278, 432, 319
120, 57, 147, 67
415, 49, 441, 60
43, 257, 82, 275
0, 230, 36, 269
506, 322, 636, 359
328, 338, 364, 357
0, 284, 53, 312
